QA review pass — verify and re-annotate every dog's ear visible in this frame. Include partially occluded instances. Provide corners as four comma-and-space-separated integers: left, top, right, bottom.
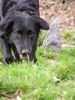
0, 15, 14, 37
36, 17, 49, 30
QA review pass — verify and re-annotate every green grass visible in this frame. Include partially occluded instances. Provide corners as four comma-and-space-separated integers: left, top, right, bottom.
63, 29, 75, 44
38, 31, 47, 46
0, 47, 75, 100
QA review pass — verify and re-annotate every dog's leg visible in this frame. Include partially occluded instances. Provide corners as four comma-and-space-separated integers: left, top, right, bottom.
12, 44, 21, 62
1, 36, 14, 64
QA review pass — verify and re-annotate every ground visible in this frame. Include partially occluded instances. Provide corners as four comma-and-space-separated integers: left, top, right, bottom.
40, 0, 75, 45
0, 47, 75, 100
40, 0, 75, 31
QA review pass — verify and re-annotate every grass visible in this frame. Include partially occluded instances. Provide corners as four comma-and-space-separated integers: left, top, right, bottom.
63, 29, 75, 44
38, 31, 47, 46
0, 47, 75, 100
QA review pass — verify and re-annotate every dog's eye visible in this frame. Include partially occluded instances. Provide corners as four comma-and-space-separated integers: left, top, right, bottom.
27, 30, 36, 41
18, 30, 23, 34
14, 33, 21, 40
30, 33, 36, 42
27, 30, 32, 35
18, 34, 21, 37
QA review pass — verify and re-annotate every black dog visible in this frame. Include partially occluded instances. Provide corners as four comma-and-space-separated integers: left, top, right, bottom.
0, 0, 49, 63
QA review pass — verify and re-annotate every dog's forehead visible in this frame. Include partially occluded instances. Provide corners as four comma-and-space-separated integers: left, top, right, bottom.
14, 12, 37, 31
15, 12, 30, 20
19, 13, 35, 24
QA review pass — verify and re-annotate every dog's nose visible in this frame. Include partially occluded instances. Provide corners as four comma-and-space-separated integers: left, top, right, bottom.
22, 49, 30, 55
20, 49, 30, 59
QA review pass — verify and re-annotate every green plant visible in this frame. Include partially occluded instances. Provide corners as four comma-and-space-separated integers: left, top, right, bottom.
37, 31, 47, 46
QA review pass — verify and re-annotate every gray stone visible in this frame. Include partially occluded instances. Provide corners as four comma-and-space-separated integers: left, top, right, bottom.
42, 18, 61, 53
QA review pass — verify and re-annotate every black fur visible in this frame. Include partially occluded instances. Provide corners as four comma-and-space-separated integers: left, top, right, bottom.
0, 0, 49, 63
